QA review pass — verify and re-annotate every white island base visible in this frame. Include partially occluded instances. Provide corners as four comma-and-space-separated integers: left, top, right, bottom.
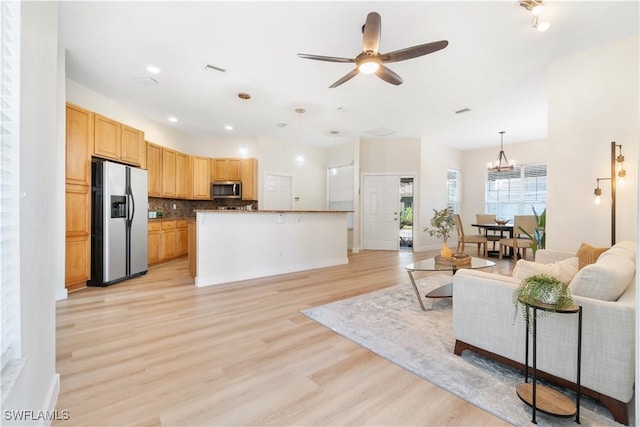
194, 210, 350, 287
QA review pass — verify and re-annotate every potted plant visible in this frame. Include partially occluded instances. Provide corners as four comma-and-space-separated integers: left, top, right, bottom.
518, 207, 546, 256
424, 207, 455, 258
513, 274, 573, 321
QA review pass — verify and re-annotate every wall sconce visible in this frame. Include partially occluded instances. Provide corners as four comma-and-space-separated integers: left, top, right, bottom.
592, 141, 625, 245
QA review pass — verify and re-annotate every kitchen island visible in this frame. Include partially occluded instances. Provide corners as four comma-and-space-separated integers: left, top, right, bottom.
192, 210, 350, 287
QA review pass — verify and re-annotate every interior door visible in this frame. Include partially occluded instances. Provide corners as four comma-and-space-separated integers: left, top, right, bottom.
263, 173, 293, 210
363, 175, 400, 250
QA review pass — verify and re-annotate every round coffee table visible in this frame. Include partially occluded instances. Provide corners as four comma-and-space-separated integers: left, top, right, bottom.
405, 257, 496, 311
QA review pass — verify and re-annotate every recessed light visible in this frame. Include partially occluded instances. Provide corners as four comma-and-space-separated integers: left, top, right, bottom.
146, 65, 161, 74
167, 116, 178, 123
224, 125, 233, 131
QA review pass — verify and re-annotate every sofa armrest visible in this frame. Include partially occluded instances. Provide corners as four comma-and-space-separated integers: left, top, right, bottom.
535, 248, 576, 264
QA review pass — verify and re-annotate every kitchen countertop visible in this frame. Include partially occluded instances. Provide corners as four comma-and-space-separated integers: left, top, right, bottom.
148, 216, 195, 221
194, 210, 352, 213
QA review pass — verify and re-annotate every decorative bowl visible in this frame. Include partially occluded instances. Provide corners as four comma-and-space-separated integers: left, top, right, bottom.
494, 219, 510, 225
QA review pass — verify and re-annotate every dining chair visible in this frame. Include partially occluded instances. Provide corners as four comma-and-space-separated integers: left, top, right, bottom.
454, 214, 488, 257
476, 213, 500, 251
499, 215, 537, 260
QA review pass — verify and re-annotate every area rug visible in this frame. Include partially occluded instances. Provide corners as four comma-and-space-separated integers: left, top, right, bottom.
302, 283, 628, 427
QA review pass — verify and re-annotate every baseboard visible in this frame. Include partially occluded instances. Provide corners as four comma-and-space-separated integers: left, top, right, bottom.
39, 373, 60, 427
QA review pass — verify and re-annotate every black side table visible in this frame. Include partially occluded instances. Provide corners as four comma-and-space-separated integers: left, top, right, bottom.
515, 298, 582, 424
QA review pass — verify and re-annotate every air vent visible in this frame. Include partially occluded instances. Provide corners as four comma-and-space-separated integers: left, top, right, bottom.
455, 108, 471, 114
205, 64, 226, 73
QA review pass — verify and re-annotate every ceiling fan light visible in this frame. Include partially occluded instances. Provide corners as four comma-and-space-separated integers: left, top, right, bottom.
533, 17, 551, 32
358, 60, 380, 74
531, 4, 544, 16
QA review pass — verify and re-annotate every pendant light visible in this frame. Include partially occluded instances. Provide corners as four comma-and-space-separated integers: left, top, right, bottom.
487, 131, 516, 173
295, 108, 305, 166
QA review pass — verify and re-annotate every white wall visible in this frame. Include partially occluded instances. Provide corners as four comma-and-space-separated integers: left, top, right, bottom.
418, 139, 464, 251
66, 79, 192, 152
4, 1, 62, 421
547, 35, 639, 250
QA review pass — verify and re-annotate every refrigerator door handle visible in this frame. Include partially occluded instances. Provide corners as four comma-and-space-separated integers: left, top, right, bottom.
128, 189, 135, 223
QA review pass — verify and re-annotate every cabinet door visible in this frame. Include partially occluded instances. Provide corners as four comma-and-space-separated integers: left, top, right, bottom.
240, 158, 258, 201
66, 184, 90, 237
176, 225, 188, 256
65, 235, 90, 290
148, 222, 162, 265
65, 104, 92, 185
121, 125, 145, 166
191, 156, 211, 199
93, 113, 121, 160
147, 142, 163, 197
162, 148, 177, 197
212, 158, 228, 181
175, 151, 190, 199
161, 220, 177, 260
228, 159, 241, 181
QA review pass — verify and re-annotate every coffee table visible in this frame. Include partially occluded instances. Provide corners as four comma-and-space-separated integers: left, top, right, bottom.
405, 257, 496, 311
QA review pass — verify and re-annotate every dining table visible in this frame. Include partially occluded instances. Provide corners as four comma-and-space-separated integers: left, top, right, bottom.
471, 223, 515, 257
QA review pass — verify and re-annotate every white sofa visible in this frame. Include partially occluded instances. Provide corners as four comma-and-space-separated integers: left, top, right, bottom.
452, 241, 636, 425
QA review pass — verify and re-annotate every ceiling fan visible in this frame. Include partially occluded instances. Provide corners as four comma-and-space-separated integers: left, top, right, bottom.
298, 11, 448, 88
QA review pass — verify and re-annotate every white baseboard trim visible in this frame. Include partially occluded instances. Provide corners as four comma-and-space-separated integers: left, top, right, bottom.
39, 374, 60, 427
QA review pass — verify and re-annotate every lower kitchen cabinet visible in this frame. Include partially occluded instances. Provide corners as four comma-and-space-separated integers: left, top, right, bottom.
65, 235, 90, 292
161, 220, 177, 259
148, 219, 189, 266
148, 221, 161, 264
177, 220, 188, 256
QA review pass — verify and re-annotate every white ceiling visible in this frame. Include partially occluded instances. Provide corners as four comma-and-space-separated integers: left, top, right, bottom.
58, 1, 639, 150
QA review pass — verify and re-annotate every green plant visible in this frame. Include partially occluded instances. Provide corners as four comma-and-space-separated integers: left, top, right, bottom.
424, 207, 455, 243
518, 207, 546, 255
513, 274, 573, 322
400, 207, 413, 227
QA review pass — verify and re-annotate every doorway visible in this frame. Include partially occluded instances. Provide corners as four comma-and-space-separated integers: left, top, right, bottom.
362, 175, 414, 251
263, 173, 293, 210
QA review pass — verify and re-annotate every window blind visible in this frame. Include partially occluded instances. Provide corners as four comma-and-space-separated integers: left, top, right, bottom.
446, 169, 460, 213
1, 0, 22, 379
486, 163, 547, 220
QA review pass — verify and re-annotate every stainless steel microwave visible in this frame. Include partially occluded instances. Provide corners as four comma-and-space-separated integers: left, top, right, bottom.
211, 181, 242, 199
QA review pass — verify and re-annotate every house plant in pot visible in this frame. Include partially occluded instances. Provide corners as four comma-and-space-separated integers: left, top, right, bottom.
424, 207, 455, 259
513, 274, 573, 321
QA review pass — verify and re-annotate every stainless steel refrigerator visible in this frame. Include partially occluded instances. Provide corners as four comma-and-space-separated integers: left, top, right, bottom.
89, 159, 148, 286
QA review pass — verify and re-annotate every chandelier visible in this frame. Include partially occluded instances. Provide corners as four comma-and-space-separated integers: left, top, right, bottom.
487, 131, 515, 173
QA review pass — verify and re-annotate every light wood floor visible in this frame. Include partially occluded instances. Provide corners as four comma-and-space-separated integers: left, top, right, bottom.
55, 249, 516, 426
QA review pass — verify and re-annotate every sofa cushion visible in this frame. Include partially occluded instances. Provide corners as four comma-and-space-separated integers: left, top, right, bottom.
569, 253, 635, 301
512, 257, 579, 284
576, 242, 609, 269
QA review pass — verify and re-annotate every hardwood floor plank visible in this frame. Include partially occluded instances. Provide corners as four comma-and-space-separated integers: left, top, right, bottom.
55, 250, 514, 426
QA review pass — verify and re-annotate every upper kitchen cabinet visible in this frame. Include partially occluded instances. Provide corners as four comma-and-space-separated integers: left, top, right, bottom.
93, 113, 145, 167
146, 142, 163, 197
240, 158, 258, 201
162, 147, 177, 197
191, 156, 211, 200
176, 151, 190, 199
212, 158, 241, 182
65, 103, 92, 186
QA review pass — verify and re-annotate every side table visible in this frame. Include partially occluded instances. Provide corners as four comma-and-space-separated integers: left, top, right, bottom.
515, 298, 582, 424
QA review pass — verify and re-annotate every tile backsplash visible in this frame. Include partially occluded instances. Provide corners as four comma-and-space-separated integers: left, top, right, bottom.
148, 197, 258, 218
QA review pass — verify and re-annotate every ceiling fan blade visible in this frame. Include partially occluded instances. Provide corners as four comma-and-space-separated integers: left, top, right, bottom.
297, 53, 355, 63
375, 65, 403, 86
329, 68, 360, 88
362, 11, 381, 54
380, 40, 449, 63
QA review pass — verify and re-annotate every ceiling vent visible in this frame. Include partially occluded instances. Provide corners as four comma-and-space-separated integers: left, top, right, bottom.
455, 108, 471, 114
205, 64, 226, 73
366, 127, 397, 137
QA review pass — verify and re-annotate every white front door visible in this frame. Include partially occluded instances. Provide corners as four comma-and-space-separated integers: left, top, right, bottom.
263, 173, 293, 210
362, 175, 400, 250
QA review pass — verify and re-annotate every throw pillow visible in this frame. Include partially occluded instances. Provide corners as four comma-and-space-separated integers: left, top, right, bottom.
569, 254, 635, 301
576, 242, 609, 269
512, 257, 579, 284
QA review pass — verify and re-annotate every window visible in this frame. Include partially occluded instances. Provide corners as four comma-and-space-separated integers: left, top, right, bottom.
327, 163, 354, 211
1, 0, 22, 401
446, 169, 460, 213
486, 163, 547, 220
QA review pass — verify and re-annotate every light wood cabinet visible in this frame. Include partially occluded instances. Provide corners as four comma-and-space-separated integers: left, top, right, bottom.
65, 235, 91, 292
147, 221, 161, 265
240, 158, 258, 201
177, 220, 189, 256
161, 220, 177, 260
212, 158, 241, 181
146, 142, 163, 197
162, 148, 177, 197
190, 156, 211, 199
93, 113, 144, 166
66, 104, 92, 186
121, 124, 145, 167
66, 184, 90, 237
176, 151, 190, 199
